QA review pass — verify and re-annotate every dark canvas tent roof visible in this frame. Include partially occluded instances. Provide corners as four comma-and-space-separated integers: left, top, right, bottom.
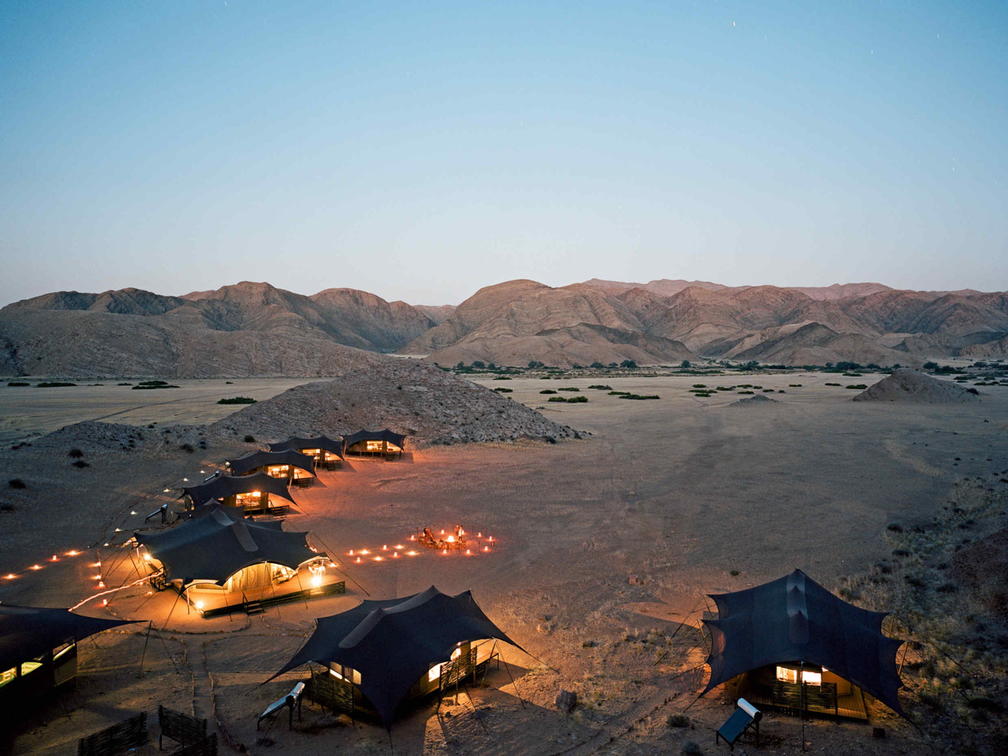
702, 569, 905, 715
136, 505, 318, 584
0, 605, 133, 670
273, 586, 520, 724
226, 449, 316, 477
343, 429, 407, 449
268, 436, 344, 459
180, 472, 295, 507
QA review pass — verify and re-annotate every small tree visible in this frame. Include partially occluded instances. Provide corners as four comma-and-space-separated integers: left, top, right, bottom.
471, 360, 485, 369
620, 359, 637, 369
680, 360, 691, 368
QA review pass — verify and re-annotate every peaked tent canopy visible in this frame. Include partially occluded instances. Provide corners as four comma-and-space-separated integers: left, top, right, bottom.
0, 605, 133, 671
273, 586, 521, 724
181, 472, 295, 508
225, 449, 316, 477
702, 569, 905, 715
268, 436, 344, 459
343, 429, 407, 450
136, 504, 318, 584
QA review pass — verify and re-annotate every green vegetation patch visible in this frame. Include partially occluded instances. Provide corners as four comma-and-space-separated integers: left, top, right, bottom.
35, 382, 76, 388
493, 387, 513, 393
587, 384, 612, 390
557, 387, 580, 392
825, 382, 841, 386
132, 380, 180, 390
619, 393, 660, 400
845, 384, 868, 390
217, 396, 257, 404
7, 381, 29, 387
547, 395, 588, 403
539, 389, 557, 395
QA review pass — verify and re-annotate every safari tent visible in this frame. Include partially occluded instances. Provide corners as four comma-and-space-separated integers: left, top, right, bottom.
225, 449, 316, 486
135, 504, 343, 616
343, 429, 407, 458
701, 569, 905, 720
0, 605, 132, 707
271, 586, 520, 724
180, 471, 296, 515
268, 436, 344, 470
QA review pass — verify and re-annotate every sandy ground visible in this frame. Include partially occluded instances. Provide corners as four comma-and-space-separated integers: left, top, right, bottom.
0, 378, 309, 445
1, 372, 1006, 754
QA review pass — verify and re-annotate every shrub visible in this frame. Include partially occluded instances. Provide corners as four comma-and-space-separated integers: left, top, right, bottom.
540, 389, 557, 394
217, 396, 256, 405
620, 359, 637, 368
132, 380, 179, 390
825, 382, 841, 386
36, 382, 76, 388
7, 381, 29, 386
680, 360, 691, 369
737, 390, 754, 395
493, 387, 513, 393
789, 383, 802, 387
493, 376, 511, 381
117, 382, 133, 386
557, 387, 580, 392
243, 435, 256, 443
527, 360, 545, 368
179, 443, 195, 453
587, 384, 612, 390
845, 384, 868, 389
71, 459, 90, 468
590, 362, 605, 369
547, 395, 588, 403
692, 384, 707, 388
666, 713, 690, 728
68, 448, 84, 458
620, 393, 660, 400
608, 391, 630, 396
9, 479, 26, 489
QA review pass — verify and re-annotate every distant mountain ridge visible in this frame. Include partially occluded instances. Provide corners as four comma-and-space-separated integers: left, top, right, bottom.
2, 277, 1006, 376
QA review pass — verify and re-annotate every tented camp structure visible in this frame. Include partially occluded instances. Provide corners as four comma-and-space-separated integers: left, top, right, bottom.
701, 569, 905, 720
343, 429, 407, 458
271, 586, 521, 724
268, 436, 345, 470
135, 505, 344, 617
225, 449, 316, 486
0, 605, 132, 707
181, 472, 296, 515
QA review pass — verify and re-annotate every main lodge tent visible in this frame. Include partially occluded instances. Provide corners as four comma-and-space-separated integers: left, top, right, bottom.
702, 569, 905, 719
1, 605, 132, 706
272, 586, 520, 724
135, 505, 341, 616
343, 429, 407, 457
181, 471, 296, 514
268, 436, 344, 469
225, 449, 316, 485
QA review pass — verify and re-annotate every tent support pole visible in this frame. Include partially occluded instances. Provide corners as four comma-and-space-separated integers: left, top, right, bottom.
138, 620, 153, 675
500, 656, 526, 709
312, 534, 371, 596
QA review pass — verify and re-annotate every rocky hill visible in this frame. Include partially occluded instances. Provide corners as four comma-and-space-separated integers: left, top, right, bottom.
3, 277, 1006, 375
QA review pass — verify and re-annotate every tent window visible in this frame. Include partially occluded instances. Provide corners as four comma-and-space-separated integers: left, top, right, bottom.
776, 665, 822, 685
365, 441, 384, 452
0, 667, 16, 686
53, 641, 75, 661
20, 661, 43, 676
329, 664, 361, 685
428, 645, 464, 682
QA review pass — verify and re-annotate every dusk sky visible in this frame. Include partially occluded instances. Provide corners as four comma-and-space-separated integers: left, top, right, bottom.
1, 1, 1005, 307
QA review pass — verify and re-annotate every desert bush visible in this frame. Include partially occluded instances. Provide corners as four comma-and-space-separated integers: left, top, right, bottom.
737, 390, 754, 395
7, 381, 29, 386
825, 382, 841, 386
179, 443, 195, 453
692, 384, 707, 388
243, 435, 256, 443
132, 380, 179, 390
587, 384, 612, 390
117, 382, 132, 386
493, 376, 511, 380
68, 448, 84, 458
71, 460, 90, 468
620, 393, 660, 400
789, 383, 802, 387
9, 479, 26, 489
558, 387, 580, 392
217, 396, 256, 405
36, 382, 76, 387
620, 359, 637, 368
666, 713, 690, 728
846, 384, 868, 389
493, 387, 513, 393
540, 389, 557, 394
547, 395, 588, 403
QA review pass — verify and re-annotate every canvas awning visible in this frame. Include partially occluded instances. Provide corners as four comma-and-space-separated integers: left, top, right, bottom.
272, 586, 521, 724
180, 472, 295, 508
0, 605, 134, 670
343, 429, 407, 450
702, 569, 905, 715
136, 504, 318, 585
268, 436, 344, 459
226, 449, 316, 477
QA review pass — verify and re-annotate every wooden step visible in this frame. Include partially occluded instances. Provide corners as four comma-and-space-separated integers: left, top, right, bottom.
244, 600, 265, 615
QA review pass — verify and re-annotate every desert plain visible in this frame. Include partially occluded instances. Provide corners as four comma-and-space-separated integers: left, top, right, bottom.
1, 370, 1006, 754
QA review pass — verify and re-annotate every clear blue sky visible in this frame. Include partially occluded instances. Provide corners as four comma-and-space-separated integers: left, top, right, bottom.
1, 1, 1005, 306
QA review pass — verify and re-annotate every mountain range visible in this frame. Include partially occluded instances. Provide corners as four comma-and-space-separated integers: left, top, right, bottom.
1, 278, 1006, 376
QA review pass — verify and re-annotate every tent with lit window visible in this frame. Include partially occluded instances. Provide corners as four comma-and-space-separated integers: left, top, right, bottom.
135, 504, 342, 616
270, 586, 520, 724
225, 449, 316, 485
0, 605, 133, 707
701, 569, 905, 719
343, 429, 407, 457
180, 471, 296, 514
268, 436, 345, 469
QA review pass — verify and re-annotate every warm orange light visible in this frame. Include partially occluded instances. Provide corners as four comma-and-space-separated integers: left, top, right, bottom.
382, 544, 388, 551
477, 532, 483, 538
446, 535, 456, 543
441, 550, 449, 556
465, 549, 472, 556
359, 548, 371, 555
406, 550, 418, 556
29, 564, 42, 571
91, 561, 102, 568
65, 550, 80, 557
101, 599, 109, 607
355, 557, 362, 564
348, 549, 354, 556
92, 575, 102, 580
97, 581, 105, 588
392, 552, 399, 558
394, 544, 404, 550
3, 573, 16, 580
440, 529, 445, 535
373, 556, 384, 562
482, 546, 490, 552
50, 554, 59, 562
409, 534, 416, 541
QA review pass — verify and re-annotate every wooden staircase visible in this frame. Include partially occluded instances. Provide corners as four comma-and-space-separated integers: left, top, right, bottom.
244, 599, 265, 615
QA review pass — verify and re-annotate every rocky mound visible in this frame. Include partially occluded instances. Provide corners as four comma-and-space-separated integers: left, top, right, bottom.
952, 528, 1008, 620
852, 369, 982, 403
730, 393, 777, 407
210, 359, 578, 445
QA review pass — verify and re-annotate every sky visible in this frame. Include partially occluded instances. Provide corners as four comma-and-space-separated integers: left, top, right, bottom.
1, 1, 1006, 307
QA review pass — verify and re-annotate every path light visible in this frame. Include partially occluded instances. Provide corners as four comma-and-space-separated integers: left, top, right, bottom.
382, 544, 388, 551
483, 546, 490, 552
355, 557, 362, 564
406, 551, 418, 557
359, 548, 370, 556
392, 552, 399, 559
465, 549, 472, 556
394, 544, 404, 550
348, 549, 354, 556
3, 574, 16, 580
91, 561, 102, 568
29, 564, 42, 571
92, 574, 102, 580
373, 556, 384, 562
97, 581, 105, 588
163, 488, 170, 493
182, 477, 189, 482
50, 554, 59, 562
101, 599, 109, 607
65, 550, 80, 557
194, 600, 204, 610
130, 510, 138, 516
310, 574, 323, 588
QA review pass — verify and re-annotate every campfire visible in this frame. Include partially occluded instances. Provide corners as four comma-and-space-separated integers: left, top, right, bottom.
412, 524, 496, 555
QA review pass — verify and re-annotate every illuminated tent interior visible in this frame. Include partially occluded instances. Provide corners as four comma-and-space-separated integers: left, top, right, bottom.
225, 449, 316, 486
180, 471, 297, 515
343, 429, 407, 457
271, 586, 521, 724
268, 436, 345, 469
135, 505, 343, 616
0, 605, 133, 706
702, 569, 905, 720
